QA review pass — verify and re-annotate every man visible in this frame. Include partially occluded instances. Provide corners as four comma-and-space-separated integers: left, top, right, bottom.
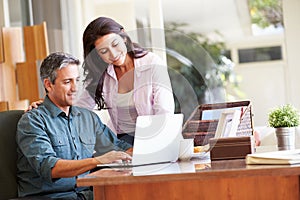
16, 52, 132, 199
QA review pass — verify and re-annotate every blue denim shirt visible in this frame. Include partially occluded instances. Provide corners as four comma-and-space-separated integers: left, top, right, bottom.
16, 96, 132, 199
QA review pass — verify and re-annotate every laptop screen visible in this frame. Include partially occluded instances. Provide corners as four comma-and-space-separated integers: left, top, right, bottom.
132, 113, 184, 166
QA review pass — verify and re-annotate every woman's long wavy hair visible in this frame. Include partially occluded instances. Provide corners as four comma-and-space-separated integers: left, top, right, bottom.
82, 17, 148, 110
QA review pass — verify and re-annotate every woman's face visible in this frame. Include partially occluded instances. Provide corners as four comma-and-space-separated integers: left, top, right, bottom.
94, 33, 127, 66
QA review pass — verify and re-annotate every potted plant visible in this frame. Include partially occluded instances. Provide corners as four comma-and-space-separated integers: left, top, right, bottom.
268, 104, 300, 150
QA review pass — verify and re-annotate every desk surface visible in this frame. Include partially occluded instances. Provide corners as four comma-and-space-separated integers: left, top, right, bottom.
77, 154, 300, 200
77, 155, 300, 187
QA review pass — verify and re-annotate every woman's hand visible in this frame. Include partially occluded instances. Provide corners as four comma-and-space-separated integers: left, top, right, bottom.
24, 100, 43, 112
253, 130, 261, 146
94, 150, 132, 164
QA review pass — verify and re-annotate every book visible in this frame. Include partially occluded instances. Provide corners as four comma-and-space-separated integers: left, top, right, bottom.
246, 149, 300, 165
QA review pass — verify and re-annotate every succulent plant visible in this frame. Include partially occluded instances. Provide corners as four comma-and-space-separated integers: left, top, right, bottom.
268, 104, 300, 128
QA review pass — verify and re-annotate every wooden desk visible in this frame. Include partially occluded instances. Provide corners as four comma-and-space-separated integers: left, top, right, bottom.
77, 158, 300, 200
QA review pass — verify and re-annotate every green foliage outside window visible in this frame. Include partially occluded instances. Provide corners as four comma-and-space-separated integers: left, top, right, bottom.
248, 0, 283, 28
164, 22, 242, 115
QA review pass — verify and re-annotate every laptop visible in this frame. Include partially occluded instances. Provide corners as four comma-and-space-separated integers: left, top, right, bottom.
97, 113, 184, 168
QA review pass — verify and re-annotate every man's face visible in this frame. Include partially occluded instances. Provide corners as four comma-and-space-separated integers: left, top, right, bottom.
44, 64, 80, 111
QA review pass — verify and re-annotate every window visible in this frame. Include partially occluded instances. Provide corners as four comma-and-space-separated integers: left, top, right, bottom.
238, 46, 282, 63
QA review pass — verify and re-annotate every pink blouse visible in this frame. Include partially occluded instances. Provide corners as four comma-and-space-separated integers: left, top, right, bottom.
75, 52, 175, 133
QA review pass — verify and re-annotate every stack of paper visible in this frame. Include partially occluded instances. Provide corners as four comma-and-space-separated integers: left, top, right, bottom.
246, 149, 300, 165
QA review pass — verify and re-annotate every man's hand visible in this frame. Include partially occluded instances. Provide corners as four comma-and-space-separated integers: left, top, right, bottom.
95, 150, 132, 164
125, 147, 133, 156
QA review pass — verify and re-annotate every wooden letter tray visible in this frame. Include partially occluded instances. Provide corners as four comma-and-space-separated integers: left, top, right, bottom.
209, 136, 255, 161
182, 101, 254, 146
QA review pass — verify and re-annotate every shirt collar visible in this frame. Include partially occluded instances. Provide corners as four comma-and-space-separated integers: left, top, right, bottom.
43, 96, 80, 118
106, 64, 117, 79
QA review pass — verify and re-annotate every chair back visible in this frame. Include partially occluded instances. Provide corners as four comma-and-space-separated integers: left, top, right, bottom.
0, 101, 9, 112
0, 110, 24, 199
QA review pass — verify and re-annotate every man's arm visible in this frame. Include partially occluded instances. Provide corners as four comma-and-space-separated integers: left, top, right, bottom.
51, 158, 98, 178
51, 150, 131, 178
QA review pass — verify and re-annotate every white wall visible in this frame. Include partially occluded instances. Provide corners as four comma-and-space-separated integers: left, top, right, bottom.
234, 61, 286, 126
226, 0, 300, 127
282, 0, 300, 108
92, 0, 137, 39
227, 35, 286, 127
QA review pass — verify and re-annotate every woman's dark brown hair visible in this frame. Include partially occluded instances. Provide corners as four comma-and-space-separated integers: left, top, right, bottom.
82, 17, 148, 110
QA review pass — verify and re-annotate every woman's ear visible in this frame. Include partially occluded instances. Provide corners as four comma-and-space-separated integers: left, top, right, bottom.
123, 37, 127, 45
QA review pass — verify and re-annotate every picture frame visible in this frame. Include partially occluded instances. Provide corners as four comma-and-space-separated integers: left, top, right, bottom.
215, 109, 241, 138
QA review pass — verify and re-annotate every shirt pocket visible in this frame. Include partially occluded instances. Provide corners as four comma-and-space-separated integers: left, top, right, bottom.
51, 136, 69, 158
79, 134, 95, 158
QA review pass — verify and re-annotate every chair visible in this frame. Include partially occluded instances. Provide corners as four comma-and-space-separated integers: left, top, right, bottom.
0, 110, 23, 199
0, 110, 52, 200
0, 101, 9, 112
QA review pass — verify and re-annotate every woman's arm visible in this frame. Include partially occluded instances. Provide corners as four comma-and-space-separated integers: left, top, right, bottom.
151, 56, 175, 114
74, 87, 96, 110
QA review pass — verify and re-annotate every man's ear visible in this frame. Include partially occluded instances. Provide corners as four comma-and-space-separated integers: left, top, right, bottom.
44, 78, 52, 92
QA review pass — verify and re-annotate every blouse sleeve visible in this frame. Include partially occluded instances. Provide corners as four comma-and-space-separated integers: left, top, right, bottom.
75, 85, 96, 110
93, 115, 132, 156
151, 54, 175, 114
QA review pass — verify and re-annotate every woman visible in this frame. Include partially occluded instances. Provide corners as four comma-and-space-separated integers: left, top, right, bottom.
28, 17, 175, 145
75, 17, 175, 144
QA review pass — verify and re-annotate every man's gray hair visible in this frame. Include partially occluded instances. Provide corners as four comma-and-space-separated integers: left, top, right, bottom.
40, 52, 80, 84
